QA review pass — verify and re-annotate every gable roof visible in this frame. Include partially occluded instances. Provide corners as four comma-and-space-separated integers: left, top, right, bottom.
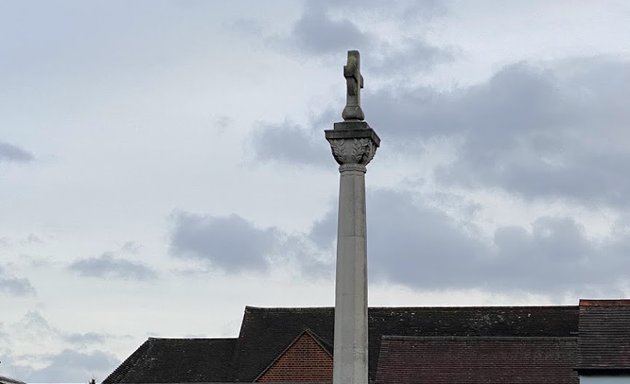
578, 299, 630, 372
374, 336, 578, 384
231, 307, 334, 382
102, 337, 236, 384
255, 329, 333, 382
231, 305, 578, 382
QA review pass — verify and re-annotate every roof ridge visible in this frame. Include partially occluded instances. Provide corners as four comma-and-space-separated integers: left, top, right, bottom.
146, 336, 237, 341
245, 305, 333, 311
243, 305, 577, 311
381, 335, 578, 341
370, 305, 578, 309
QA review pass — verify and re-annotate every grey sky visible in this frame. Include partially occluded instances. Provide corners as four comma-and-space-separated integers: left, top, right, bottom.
2, 0, 630, 381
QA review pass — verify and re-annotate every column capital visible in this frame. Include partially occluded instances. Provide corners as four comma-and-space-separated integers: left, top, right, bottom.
325, 121, 380, 167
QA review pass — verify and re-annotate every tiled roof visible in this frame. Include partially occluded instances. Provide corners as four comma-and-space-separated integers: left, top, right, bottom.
578, 299, 630, 371
374, 336, 578, 384
231, 305, 578, 382
102, 337, 236, 383
0, 376, 26, 384
232, 307, 334, 382
101, 305, 579, 383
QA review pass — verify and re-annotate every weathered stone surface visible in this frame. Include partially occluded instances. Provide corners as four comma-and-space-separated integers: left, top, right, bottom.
342, 50, 365, 121
333, 164, 369, 384
325, 120, 380, 168
328, 138, 377, 167
328, 50, 379, 384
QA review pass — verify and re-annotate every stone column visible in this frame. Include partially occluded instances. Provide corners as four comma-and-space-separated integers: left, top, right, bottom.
325, 50, 380, 384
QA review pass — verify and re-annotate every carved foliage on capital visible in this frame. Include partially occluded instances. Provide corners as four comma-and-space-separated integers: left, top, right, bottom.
328, 137, 377, 166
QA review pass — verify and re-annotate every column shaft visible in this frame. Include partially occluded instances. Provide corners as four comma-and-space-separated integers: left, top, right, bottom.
333, 165, 368, 384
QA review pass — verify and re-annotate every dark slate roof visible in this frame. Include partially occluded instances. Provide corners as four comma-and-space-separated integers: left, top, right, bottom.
231, 305, 578, 382
231, 307, 334, 382
578, 299, 630, 371
102, 337, 236, 384
0, 376, 27, 384
374, 336, 578, 384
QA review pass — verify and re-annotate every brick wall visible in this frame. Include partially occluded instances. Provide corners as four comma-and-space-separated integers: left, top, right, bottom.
256, 332, 333, 383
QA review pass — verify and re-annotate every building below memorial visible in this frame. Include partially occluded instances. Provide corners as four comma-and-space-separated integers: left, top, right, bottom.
102, 299, 630, 384
0, 376, 26, 384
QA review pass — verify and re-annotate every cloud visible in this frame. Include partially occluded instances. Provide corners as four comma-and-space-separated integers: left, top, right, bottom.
0, 141, 34, 163
169, 211, 333, 276
21, 233, 44, 245
236, 1, 454, 166
1, 310, 124, 382
326, 0, 446, 20
288, 2, 370, 55
309, 211, 337, 248
10, 311, 58, 348
367, 39, 454, 75
23, 349, 119, 383
10, 311, 115, 346
64, 332, 107, 346
68, 252, 157, 280
366, 189, 488, 288
365, 58, 630, 207
255, 57, 630, 209
276, 0, 451, 72
169, 212, 279, 273
249, 118, 332, 166
0, 266, 36, 296
356, 188, 630, 295
20, 310, 54, 331
120, 241, 141, 254
167, 188, 630, 295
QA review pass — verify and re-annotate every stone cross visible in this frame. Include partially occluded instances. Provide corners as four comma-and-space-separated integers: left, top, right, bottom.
342, 50, 365, 121
325, 50, 380, 384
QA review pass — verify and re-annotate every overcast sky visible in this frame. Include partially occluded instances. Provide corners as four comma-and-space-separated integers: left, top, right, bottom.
2, 0, 630, 382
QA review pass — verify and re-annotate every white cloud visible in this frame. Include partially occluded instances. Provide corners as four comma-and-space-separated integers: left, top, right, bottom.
2, 1, 630, 381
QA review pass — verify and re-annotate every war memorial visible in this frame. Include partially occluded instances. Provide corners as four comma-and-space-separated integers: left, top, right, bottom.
102, 52, 630, 384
